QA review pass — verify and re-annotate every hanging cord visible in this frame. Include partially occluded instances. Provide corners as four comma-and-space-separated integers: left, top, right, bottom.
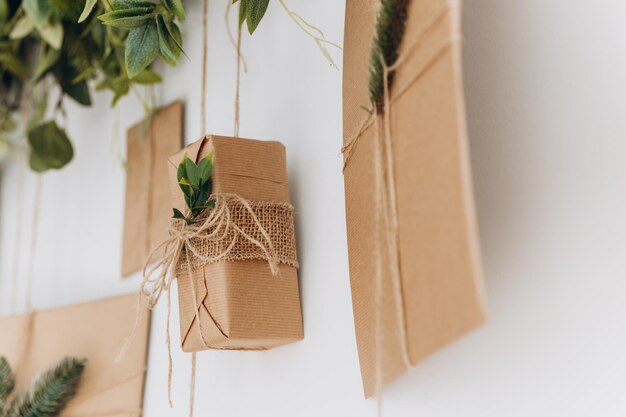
234, 24, 242, 138
200, 0, 209, 135
8, 85, 31, 314
24, 175, 43, 311
188, 1, 210, 416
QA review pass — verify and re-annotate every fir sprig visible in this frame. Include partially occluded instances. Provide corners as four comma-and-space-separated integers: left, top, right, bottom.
0, 356, 86, 417
368, 0, 410, 112
0, 358, 15, 410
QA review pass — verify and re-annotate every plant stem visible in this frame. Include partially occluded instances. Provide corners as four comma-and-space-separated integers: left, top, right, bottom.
277, 0, 342, 68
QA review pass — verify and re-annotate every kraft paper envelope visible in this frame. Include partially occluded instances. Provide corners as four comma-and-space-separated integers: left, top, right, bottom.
0, 294, 151, 416
342, 0, 486, 397
122, 101, 184, 277
167, 136, 303, 351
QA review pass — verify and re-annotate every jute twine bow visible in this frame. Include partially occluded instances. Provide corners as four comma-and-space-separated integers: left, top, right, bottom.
118, 193, 291, 407
341, 1, 460, 410
141, 193, 284, 309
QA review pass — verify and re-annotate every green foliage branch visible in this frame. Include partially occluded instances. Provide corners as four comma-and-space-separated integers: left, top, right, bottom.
0, 0, 186, 172
172, 152, 214, 225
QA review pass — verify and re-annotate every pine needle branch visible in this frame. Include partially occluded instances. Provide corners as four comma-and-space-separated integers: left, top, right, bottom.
368, 0, 411, 112
0, 357, 15, 413
6, 357, 86, 417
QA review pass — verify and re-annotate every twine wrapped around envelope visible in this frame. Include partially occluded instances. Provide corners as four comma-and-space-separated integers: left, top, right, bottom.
342, 0, 461, 402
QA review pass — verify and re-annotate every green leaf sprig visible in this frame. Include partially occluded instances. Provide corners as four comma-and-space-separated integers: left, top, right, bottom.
173, 152, 215, 225
0, 356, 86, 417
0, 0, 187, 172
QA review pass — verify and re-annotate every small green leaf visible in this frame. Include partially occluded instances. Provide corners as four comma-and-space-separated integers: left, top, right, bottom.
78, 0, 98, 23
0, 52, 27, 78
98, 7, 155, 29
237, 0, 248, 28
39, 21, 64, 50
172, 208, 186, 219
10, 15, 35, 39
156, 14, 181, 66
57, 66, 91, 105
184, 155, 198, 187
246, 0, 269, 34
161, 0, 186, 20
29, 92, 48, 128
0, 0, 8, 24
125, 20, 159, 78
131, 69, 162, 84
196, 154, 212, 185
33, 46, 61, 82
28, 121, 74, 172
110, 0, 154, 9
23, 0, 51, 27
177, 153, 188, 181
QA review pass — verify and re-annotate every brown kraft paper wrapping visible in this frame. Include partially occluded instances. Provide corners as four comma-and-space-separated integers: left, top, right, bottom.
167, 135, 303, 352
122, 101, 184, 277
343, 0, 486, 397
0, 294, 151, 416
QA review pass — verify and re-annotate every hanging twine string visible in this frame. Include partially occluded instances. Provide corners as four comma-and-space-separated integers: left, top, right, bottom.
189, 1, 209, 413
234, 24, 242, 138
8, 85, 31, 314
24, 175, 43, 312
341, 2, 459, 407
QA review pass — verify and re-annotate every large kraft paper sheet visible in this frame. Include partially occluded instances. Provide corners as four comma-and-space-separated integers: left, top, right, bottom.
168, 136, 303, 351
122, 101, 184, 277
0, 294, 150, 416
343, 0, 486, 397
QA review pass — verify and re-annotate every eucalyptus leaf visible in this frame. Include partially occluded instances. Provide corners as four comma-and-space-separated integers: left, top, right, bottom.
78, 0, 98, 23
33, 45, 60, 81
125, 20, 159, 78
161, 0, 185, 20
28, 121, 74, 172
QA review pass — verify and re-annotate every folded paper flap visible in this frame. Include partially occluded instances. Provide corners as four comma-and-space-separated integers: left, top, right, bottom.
177, 266, 209, 341
177, 267, 232, 350
209, 136, 287, 186
0, 295, 150, 416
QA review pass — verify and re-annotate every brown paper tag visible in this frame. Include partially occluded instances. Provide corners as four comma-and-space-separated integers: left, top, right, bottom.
121, 101, 184, 277
0, 294, 151, 416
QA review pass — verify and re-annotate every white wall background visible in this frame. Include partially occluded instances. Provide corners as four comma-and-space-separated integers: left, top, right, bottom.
2, 0, 626, 416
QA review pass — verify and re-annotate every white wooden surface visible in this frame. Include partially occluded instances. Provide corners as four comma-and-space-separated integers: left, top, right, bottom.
2, 1, 626, 416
